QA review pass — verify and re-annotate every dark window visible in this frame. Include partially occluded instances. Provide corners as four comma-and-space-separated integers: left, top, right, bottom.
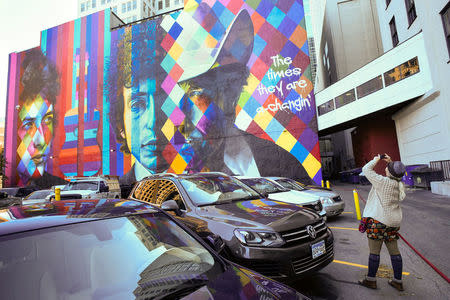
389, 17, 399, 47
405, 0, 417, 26
441, 2, 450, 58
165, 0, 170, 8
158, 1, 163, 10
335, 89, 356, 109
356, 76, 383, 99
384, 57, 420, 86
386, 0, 391, 8
318, 99, 335, 116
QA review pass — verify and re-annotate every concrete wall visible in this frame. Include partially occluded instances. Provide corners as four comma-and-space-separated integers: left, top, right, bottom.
377, 0, 450, 165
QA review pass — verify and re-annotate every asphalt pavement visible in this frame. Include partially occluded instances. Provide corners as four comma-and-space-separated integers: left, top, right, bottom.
288, 181, 450, 300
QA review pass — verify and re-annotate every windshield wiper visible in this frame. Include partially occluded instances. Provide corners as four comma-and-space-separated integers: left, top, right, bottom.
157, 281, 208, 299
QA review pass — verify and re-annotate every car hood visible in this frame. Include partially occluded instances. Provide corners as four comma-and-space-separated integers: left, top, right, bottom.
267, 190, 320, 204
195, 198, 320, 231
299, 189, 337, 198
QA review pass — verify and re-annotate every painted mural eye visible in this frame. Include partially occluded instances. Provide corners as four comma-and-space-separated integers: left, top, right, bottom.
21, 119, 35, 131
189, 88, 204, 98
43, 114, 54, 126
129, 98, 147, 113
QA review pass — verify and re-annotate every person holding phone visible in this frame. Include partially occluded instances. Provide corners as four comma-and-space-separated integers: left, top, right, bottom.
358, 154, 406, 291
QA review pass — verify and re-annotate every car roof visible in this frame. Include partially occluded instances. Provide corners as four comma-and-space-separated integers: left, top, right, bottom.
142, 172, 230, 180
0, 199, 159, 236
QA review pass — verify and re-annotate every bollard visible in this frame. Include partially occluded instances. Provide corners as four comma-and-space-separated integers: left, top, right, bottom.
353, 189, 361, 220
326, 180, 330, 189
321, 180, 324, 188
55, 187, 61, 201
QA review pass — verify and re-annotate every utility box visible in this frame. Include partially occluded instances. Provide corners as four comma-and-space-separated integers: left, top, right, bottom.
411, 166, 444, 189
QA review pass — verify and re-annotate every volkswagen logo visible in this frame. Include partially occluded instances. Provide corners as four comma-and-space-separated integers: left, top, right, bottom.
306, 225, 316, 239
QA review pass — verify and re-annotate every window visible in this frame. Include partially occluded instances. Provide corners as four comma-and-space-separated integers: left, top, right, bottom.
441, 2, 450, 58
165, 0, 170, 8
133, 0, 137, 9
158, 1, 162, 10
107, 0, 111, 3
386, 0, 391, 8
87, 0, 91, 9
81, 3, 85, 12
122, 3, 126, 12
317, 99, 335, 116
405, 0, 417, 26
175, 0, 180, 5
127, 1, 132, 11
389, 17, 399, 47
335, 89, 356, 109
101, 0, 105, 5
356, 76, 383, 99
92, 0, 96, 9
384, 57, 420, 86
112, 6, 117, 13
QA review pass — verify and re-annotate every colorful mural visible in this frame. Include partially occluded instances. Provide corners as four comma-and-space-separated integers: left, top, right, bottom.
5, 0, 322, 189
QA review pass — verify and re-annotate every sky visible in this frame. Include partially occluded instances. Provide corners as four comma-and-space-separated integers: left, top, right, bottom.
0, 0, 78, 126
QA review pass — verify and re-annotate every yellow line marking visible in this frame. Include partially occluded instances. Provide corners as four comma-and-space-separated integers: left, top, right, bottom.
342, 211, 354, 214
329, 226, 359, 231
333, 259, 410, 275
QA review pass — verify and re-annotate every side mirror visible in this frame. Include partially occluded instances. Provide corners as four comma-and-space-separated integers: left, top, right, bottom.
204, 234, 225, 253
161, 200, 181, 216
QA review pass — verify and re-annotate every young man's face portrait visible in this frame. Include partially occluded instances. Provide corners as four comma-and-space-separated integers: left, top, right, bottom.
122, 78, 157, 173
17, 93, 54, 181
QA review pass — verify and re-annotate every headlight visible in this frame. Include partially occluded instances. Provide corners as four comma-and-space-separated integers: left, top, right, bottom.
234, 229, 285, 247
320, 196, 333, 205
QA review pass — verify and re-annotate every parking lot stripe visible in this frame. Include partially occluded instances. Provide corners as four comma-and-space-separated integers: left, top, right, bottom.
333, 259, 410, 275
329, 226, 358, 231
342, 211, 353, 214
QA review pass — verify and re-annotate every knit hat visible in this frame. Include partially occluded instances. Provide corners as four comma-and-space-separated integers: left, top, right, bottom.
387, 161, 406, 178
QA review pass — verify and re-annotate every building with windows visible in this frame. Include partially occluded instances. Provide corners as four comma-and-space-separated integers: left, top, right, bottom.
77, 0, 183, 23
313, 0, 450, 178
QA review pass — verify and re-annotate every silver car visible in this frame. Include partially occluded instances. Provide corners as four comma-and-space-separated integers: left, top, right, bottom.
235, 176, 327, 219
267, 177, 345, 217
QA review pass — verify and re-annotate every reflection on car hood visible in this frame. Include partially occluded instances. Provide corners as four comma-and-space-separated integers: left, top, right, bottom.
267, 190, 320, 204
169, 265, 301, 299
299, 189, 338, 198
60, 190, 95, 196
196, 199, 319, 230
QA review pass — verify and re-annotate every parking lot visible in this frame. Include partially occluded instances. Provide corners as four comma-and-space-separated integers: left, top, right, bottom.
288, 182, 450, 299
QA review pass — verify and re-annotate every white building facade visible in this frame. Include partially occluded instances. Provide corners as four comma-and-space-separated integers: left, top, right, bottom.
313, 0, 450, 177
77, 0, 183, 23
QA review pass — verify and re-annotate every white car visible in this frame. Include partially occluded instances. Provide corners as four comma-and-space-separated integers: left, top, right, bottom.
267, 177, 345, 217
234, 176, 327, 219
61, 176, 121, 199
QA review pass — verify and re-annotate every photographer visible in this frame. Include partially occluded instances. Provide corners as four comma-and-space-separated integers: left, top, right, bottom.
358, 154, 406, 291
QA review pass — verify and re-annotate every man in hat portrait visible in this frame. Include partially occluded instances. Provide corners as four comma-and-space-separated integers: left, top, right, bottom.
107, 3, 312, 186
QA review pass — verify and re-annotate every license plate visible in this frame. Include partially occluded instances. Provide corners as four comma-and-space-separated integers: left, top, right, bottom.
311, 240, 326, 259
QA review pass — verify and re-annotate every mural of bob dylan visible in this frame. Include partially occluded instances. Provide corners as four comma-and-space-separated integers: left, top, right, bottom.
17, 48, 68, 188
107, 5, 312, 186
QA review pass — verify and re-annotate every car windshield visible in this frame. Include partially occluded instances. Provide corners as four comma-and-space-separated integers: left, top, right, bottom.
64, 181, 99, 191
240, 178, 288, 194
275, 179, 306, 191
25, 190, 53, 200
180, 175, 261, 206
0, 213, 221, 299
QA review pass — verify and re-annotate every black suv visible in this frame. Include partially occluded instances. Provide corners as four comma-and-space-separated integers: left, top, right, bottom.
129, 172, 334, 280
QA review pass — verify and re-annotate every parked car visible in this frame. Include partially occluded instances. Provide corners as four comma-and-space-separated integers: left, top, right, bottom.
235, 176, 327, 219
268, 177, 345, 217
0, 186, 38, 208
61, 175, 121, 199
129, 172, 334, 280
0, 199, 307, 300
21, 189, 54, 205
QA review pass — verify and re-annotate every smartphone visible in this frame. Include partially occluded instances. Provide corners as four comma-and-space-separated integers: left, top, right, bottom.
379, 154, 386, 159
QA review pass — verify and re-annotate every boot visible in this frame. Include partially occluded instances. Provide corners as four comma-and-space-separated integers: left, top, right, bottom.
358, 278, 377, 289
388, 279, 404, 291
